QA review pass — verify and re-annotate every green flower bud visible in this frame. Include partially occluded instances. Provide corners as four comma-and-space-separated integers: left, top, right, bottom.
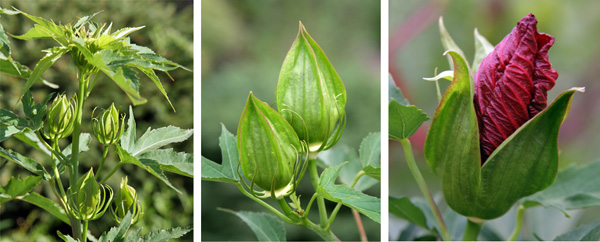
276, 22, 346, 153
67, 168, 113, 221
110, 176, 143, 224
237, 92, 305, 199
44, 94, 75, 140
92, 103, 125, 146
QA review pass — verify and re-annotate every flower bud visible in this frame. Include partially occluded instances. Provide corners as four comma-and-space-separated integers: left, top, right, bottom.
276, 22, 346, 153
110, 176, 143, 224
474, 13, 558, 162
44, 94, 75, 140
67, 168, 113, 221
92, 103, 125, 146
237, 92, 304, 199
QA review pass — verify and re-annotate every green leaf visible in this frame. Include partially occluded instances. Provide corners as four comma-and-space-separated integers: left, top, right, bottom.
19, 192, 70, 225
201, 124, 239, 183
121, 106, 136, 152
554, 221, 600, 241
389, 197, 432, 233
389, 74, 410, 105
477, 88, 583, 219
22, 91, 53, 129
134, 66, 175, 111
115, 145, 181, 193
129, 125, 192, 156
0, 176, 42, 203
138, 226, 193, 242
424, 51, 481, 217
471, 28, 494, 75
98, 211, 133, 242
10, 8, 67, 45
57, 231, 78, 242
19, 46, 68, 102
73, 11, 101, 30
221, 209, 286, 242
0, 24, 10, 55
137, 149, 193, 177
62, 133, 91, 160
389, 100, 429, 141
0, 109, 30, 141
317, 145, 378, 191
0, 147, 50, 179
317, 163, 380, 223
439, 17, 466, 69
359, 132, 381, 180
522, 161, 600, 217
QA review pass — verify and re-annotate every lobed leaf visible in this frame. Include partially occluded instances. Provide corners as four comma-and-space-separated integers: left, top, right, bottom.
0, 175, 42, 203
389, 197, 432, 234
19, 46, 68, 102
389, 74, 410, 105
115, 145, 181, 193
137, 149, 193, 177
129, 125, 192, 156
0, 109, 29, 141
359, 132, 381, 180
522, 160, 600, 217
137, 226, 193, 242
317, 145, 378, 191
389, 100, 429, 141
0, 147, 50, 179
221, 209, 286, 242
98, 211, 133, 242
554, 221, 600, 241
317, 163, 380, 223
20, 192, 70, 225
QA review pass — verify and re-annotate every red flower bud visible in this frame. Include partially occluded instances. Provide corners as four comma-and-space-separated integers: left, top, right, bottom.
474, 13, 558, 162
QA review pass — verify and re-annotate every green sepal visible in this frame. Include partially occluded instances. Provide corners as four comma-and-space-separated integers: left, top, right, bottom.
276, 22, 346, 152
237, 92, 303, 198
425, 51, 583, 219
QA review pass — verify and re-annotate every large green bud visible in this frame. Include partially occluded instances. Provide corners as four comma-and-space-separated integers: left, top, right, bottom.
276, 22, 346, 153
110, 176, 143, 224
67, 169, 113, 221
44, 94, 75, 140
92, 103, 125, 146
237, 92, 304, 199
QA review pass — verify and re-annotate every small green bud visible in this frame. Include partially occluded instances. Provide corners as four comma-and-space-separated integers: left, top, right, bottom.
276, 22, 347, 153
237, 92, 305, 199
67, 168, 113, 221
44, 94, 75, 140
92, 103, 125, 145
110, 176, 143, 224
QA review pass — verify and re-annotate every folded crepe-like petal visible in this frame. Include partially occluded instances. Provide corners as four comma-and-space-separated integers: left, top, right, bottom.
474, 13, 558, 162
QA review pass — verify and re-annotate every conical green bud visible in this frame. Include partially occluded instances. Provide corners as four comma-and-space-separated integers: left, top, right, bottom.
67, 168, 113, 221
237, 92, 304, 199
110, 176, 143, 224
276, 22, 346, 153
44, 94, 75, 140
92, 103, 125, 145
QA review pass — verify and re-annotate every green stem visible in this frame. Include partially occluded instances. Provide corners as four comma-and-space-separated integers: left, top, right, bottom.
462, 218, 483, 241
99, 162, 123, 184
35, 131, 69, 165
508, 205, 526, 241
82, 220, 88, 242
68, 71, 87, 241
235, 183, 294, 224
325, 170, 365, 230
400, 138, 451, 241
304, 193, 318, 216
308, 158, 328, 227
96, 146, 109, 180
300, 217, 339, 241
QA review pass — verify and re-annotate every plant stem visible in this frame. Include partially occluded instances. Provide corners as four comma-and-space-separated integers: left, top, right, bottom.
96, 146, 109, 180
399, 138, 451, 241
352, 209, 368, 242
82, 220, 88, 242
308, 158, 328, 227
325, 170, 365, 230
68, 71, 88, 241
508, 205, 526, 241
301, 217, 339, 242
462, 218, 483, 241
235, 183, 294, 224
99, 162, 123, 184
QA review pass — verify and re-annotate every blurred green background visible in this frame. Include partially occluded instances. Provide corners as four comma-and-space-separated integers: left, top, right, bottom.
201, 0, 380, 241
389, 0, 600, 240
0, 0, 193, 241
